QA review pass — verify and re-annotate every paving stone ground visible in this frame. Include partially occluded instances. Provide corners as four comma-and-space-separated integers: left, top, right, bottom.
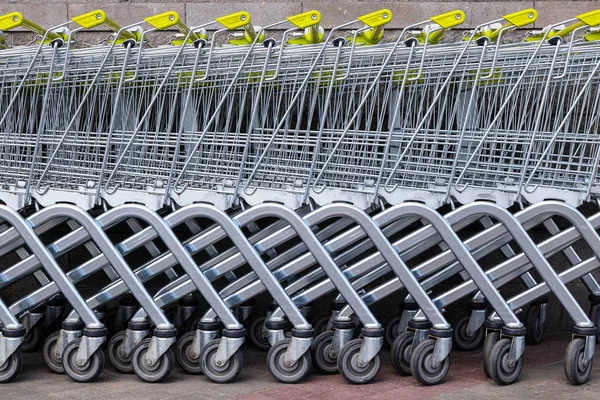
4, 333, 600, 399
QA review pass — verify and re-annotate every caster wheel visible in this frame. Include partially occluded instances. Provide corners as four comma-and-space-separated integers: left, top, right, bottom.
107, 331, 133, 373
249, 316, 271, 351
200, 339, 243, 383
383, 311, 402, 349
62, 340, 105, 383
337, 339, 380, 384
311, 312, 330, 337
0, 349, 22, 383
410, 339, 450, 385
525, 306, 545, 345
482, 331, 500, 378
564, 338, 593, 385
131, 338, 174, 383
486, 338, 523, 385
176, 331, 202, 374
390, 331, 414, 375
20, 325, 41, 352
452, 311, 484, 351
43, 331, 65, 374
588, 305, 600, 344
267, 338, 311, 383
311, 331, 338, 374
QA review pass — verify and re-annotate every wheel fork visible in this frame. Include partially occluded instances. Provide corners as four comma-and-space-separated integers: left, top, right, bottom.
0, 335, 23, 366
283, 336, 312, 366
328, 328, 354, 359
356, 336, 383, 367
144, 335, 176, 367
75, 335, 106, 366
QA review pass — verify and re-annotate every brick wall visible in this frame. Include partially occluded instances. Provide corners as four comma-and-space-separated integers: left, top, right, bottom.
0, 1, 598, 43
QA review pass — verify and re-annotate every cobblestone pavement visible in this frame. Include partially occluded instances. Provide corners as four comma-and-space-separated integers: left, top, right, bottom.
4, 334, 600, 399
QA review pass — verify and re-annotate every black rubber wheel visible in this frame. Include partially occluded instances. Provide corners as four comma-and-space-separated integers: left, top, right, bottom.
486, 338, 523, 385
588, 305, 600, 344
176, 331, 202, 374
249, 316, 271, 351
337, 339, 380, 384
390, 331, 414, 375
410, 339, 450, 385
200, 339, 243, 383
62, 340, 105, 383
107, 330, 133, 373
20, 324, 41, 352
383, 311, 402, 349
482, 331, 500, 378
131, 338, 174, 383
43, 331, 65, 374
0, 349, 22, 383
311, 312, 331, 337
525, 306, 545, 345
267, 338, 311, 383
564, 338, 593, 385
452, 311, 484, 351
311, 331, 338, 374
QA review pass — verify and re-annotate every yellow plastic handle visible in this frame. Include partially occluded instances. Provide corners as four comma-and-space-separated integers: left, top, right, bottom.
73, 10, 136, 40
577, 9, 600, 27
287, 10, 322, 44
0, 12, 61, 40
287, 10, 321, 29
358, 9, 392, 28
504, 8, 538, 27
473, 8, 537, 42
145, 11, 200, 42
431, 10, 465, 29
546, 9, 600, 40
216, 11, 251, 30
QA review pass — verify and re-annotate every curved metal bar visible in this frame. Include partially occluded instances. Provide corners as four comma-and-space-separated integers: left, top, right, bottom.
337, 206, 598, 320
53, 203, 309, 330
12, 204, 172, 329
5, 206, 284, 320
0, 205, 102, 328
136, 216, 361, 322
408, 202, 592, 327
230, 203, 383, 328
39, 204, 243, 329
442, 219, 599, 316
478, 201, 599, 327
273, 202, 524, 329
134, 202, 382, 327
326, 202, 536, 328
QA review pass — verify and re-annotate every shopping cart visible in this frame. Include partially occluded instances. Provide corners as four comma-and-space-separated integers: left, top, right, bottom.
0, 5, 600, 390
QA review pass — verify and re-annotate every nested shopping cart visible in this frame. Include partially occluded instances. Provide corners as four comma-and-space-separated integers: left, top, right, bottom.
0, 4, 600, 390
